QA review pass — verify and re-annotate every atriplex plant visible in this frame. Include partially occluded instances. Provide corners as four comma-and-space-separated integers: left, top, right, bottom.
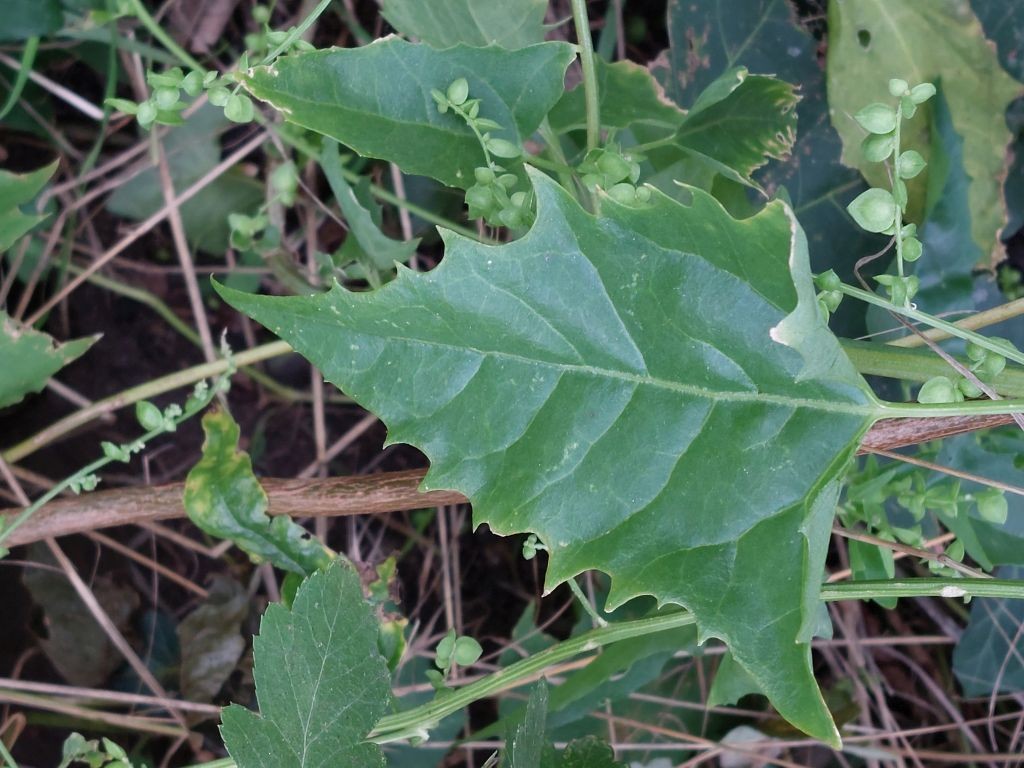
3, 0, 1024, 765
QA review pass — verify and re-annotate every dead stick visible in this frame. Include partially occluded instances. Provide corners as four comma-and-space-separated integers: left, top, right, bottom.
1, 416, 1013, 547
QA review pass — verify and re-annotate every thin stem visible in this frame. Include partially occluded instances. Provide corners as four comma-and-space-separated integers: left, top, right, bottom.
124, 0, 206, 73
889, 296, 1024, 348
570, 0, 601, 152
839, 283, 1024, 369
892, 100, 905, 280
368, 610, 698, 743
841, 339, 1024, 398
367, 576, 1024, 744
0, 738, 18, 768
567, 577, 608, 627
261, 0, 332, 65
1, 341, 290, 465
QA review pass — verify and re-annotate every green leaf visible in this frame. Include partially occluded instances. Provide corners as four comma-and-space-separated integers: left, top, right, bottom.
320, 142, 420, 281
1, 0, 62, 42
0, 161, 56, 253
548, 59, 686, 136
827, 0, 1023, 266
221, 560, 393, 768
707, 650, 761, 707
508, 682, 548, 768
846, 187, 897, 233
106, 105, 263, 254
218, 170, 881, 744
243, 39, 574, 188
664, 67, 799, 190
853, 103, 897, 135
953, 565, 1024, 696
848, 538, 897, 610
0, 311, 97, 409
381, 0, 547, 50
183, 409, 331, 576
177, 575, 248, 703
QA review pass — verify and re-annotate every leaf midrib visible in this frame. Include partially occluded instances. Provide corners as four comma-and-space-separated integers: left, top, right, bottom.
327, 315, 878, 417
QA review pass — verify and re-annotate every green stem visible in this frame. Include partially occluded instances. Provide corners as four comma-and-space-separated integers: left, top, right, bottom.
839, 283, 1024, 369
892, 100, 905, 281
0, 738, 18, 768
567, 577, 607, 627
840, 339, 1024, 398
367, 576, 1024, 744
1, 341, 291, 465
368, 609, 698, 743
0, 36, 38, 121
570, 0, 601, 152
889, 296, 1024, 348
0, 377, 224, 551
125, 0, 206, 73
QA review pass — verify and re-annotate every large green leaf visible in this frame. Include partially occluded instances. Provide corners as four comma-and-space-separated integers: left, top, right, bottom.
183, 410, 331, 576
243, 39, 574, 188
221, 560, 393, 768
381, 0, 547, 50
826, 0, 1023, 266
2, 0, 62, 42
218, 171, 882, 744
953, 565, 1024, 697
0, 311, 97, 409
660, 0, 875, 335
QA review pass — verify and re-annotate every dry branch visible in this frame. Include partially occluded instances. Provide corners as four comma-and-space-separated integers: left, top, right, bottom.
0, 415, 1013, 548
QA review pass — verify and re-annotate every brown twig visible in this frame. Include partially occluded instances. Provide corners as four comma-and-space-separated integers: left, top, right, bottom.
0, 411, 1014, 548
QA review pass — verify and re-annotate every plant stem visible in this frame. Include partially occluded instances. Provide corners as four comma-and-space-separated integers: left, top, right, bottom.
125, 0, 206, 73
261, 0, 333, 64
841, 339, 1024, 398
567, 577, 607, 627
892, 100, 905, 280
888, 296, 1024, 348
0, 738, 18, 768
368, 609, 698, 743
839, 283, 1024, 369
1, 341, 291, 465
367, 576, 1024, 744
570, 0, 601, 152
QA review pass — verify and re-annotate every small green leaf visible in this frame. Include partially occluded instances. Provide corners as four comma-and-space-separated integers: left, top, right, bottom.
918, 376, 957, 404
846, 187, 897, 233
487, 137, 521, 159
136, 99, 157, 127
902, 236, 923, 262
888, 78, 909, 96
453, 635, 483, 666
508, 682, 548, 768
446, 77, 469, 106
0, 312, 96, 409
224, 93, 255, 123
897, 149, 926, 179
221, 561, 393, 768
183, 410, 331, 576
976, 489, 1009, 526
854, 103, 898, 134
0, 161, 57, 253
861, 133, 895, 162
909, 82, 937, 104
135, 401, 164, 431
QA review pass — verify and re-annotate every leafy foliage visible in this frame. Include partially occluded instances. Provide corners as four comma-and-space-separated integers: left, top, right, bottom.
381, 0, 548, 50
2, 0, 62, 42
953, 566, 1024, 696
0, 161, 56, 252
183, 410, 331, 576
0, 311, 97, 409
826, 0, 1023, 265
219, 170, 883, 743
243, 39, 574, 188
221, 560, 394, 768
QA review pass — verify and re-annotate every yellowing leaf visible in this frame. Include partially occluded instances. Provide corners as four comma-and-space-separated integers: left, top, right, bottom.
826, 0, 1023, 265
